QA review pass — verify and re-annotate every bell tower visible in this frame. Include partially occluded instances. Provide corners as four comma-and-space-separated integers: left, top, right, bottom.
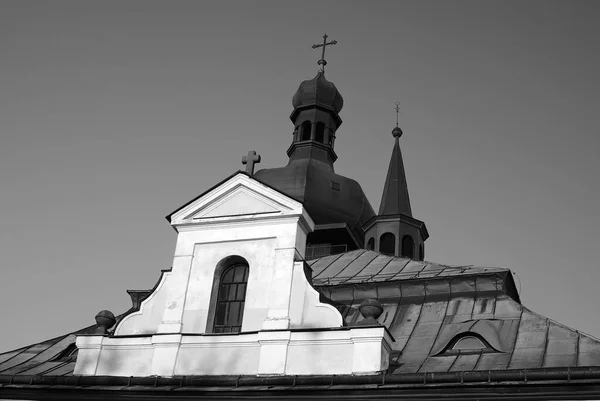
287, 34, 344, 167
362, 104, 429, 260
254, 35, 376, 256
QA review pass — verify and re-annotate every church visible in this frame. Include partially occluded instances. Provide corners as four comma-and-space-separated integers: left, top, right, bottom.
2, 36, 600, 400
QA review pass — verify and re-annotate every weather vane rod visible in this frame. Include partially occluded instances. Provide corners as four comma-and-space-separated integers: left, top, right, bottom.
395, 102, 401, 128
312, 34, 337, 72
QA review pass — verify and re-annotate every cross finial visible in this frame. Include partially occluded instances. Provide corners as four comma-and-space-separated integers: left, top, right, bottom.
392, 102, 403, 139
241, 150, 261, 175
312, 34, 337, 72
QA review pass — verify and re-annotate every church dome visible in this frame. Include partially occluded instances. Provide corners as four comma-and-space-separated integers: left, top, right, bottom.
292, 71, 344, 113
254, 158, 375, 244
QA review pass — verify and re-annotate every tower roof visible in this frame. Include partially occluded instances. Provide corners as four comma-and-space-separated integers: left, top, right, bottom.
292, 71, 344, 114
378, 132, 412, 216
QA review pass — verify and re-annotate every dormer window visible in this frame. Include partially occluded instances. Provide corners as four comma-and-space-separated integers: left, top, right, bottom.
438, 332, 497, 355
453, 335, 487, 350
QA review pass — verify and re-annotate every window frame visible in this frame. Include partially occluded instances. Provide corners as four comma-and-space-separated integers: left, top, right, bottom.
401, 235, 414, 259
205, 255, 250, 334
437, 332, 497, 356
379, 232, 396, 256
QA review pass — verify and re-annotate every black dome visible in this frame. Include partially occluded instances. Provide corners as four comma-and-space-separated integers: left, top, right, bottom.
292, 71, 343, 113
254, 156, 374, 244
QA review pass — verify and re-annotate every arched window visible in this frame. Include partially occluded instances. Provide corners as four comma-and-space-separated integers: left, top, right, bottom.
366, 237, 375, 251
401, 235, 414, 259
379, 233, 395, 255
419, 244, 424, 261
300, 121, 312, 141
315, 122, 325, 143
207, 256, 249, 334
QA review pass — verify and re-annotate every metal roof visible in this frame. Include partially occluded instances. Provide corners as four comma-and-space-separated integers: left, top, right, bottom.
308, 249, 508, 286
2, 251, 600, 378
378, 134, 412, 216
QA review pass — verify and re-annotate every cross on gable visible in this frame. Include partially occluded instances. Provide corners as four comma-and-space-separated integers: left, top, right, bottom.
241, 150, 261, 175
312, 34, 337, 72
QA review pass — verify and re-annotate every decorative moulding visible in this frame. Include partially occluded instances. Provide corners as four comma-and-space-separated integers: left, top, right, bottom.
169, 173, 314, 230
74, 327, 394, 377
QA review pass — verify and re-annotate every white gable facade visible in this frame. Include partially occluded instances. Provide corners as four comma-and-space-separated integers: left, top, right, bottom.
74, 173, 392, 377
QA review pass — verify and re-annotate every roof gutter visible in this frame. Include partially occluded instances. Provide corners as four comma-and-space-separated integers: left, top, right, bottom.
2, 367, 600, 388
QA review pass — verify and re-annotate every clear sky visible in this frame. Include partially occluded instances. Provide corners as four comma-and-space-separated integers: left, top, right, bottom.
1, 0, 599, 353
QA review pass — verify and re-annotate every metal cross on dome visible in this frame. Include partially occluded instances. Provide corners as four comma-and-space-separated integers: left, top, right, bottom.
312, 34, 337, 72
241, 150, 261, 175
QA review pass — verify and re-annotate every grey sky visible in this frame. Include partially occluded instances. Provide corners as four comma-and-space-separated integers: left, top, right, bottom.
1, 0, 599, 352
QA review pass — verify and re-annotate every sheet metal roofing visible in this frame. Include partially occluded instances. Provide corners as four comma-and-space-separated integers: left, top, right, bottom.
308, 249, 508, 286
2, 250, 600, 378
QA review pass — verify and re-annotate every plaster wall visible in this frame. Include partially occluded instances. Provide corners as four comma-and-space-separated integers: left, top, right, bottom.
115, 173, 332, 336
75, 174, 379, 377
75, 328, 392, 377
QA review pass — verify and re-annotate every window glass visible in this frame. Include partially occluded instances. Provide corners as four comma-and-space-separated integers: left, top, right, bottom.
315, 122, 325, 143
214, 263, 249, 333
401, 235, 414, 258
453, 336, 487, 350
379, 233, 395, 255
301, 121, 311, 141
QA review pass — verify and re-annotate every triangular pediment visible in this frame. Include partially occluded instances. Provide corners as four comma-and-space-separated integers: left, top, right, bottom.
169, 172, 308, 226
190, 187, 283, 220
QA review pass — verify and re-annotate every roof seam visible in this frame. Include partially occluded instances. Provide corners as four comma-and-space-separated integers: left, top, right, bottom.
330, 250, 367, 279
399, 287, 427, 363
0, 337, 64, 374
417, 296, 451, 373
37, 361, 73, 376
339, 252, 380, 284
312, 252, 345, 280
472, 349, 485, 372
507, 307, 525, 370
540, 317, 551, 368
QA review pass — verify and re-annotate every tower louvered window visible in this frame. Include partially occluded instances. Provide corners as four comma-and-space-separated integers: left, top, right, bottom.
213, 263, 249, 333
300, 121, 312, 141
401, 235, 414, 259
379, 233, 395, 256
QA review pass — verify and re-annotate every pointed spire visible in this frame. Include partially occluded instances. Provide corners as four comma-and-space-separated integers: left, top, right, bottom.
378, 107, 412, 217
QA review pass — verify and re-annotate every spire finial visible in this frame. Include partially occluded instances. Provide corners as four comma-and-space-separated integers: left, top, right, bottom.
392, 102, 403, 138
312, 34, 337, 72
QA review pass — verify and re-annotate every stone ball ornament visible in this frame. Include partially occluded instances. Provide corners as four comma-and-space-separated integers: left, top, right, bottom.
357, 299, 383, 326
94, 310, 116, 334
